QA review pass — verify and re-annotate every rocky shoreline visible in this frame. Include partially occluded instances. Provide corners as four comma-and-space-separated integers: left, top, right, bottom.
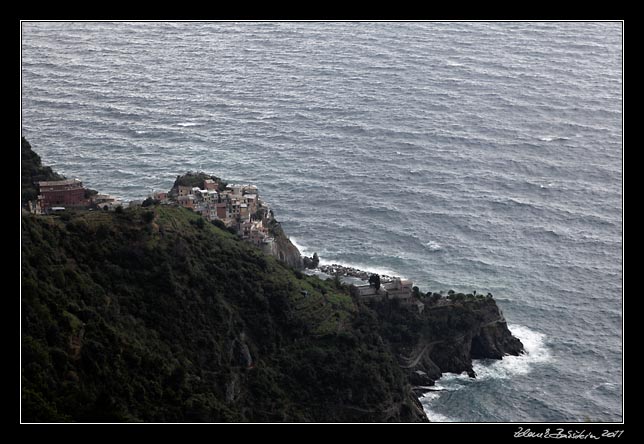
316, 263, 399, 283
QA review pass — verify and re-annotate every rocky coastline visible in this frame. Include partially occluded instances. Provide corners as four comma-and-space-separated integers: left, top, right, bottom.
307, 256, 525, 398
315, 263, 398, 283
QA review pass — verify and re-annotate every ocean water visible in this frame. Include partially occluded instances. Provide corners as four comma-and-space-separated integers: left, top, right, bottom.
21, 21, 623, 422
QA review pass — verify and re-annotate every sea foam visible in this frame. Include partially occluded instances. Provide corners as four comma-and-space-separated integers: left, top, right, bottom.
420, 324, 550, 421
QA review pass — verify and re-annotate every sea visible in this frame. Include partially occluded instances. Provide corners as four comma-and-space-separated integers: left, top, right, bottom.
21, 21, 623, 423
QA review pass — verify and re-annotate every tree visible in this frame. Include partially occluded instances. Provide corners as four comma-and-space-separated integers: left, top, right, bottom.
142, 197, 160, 207
191, 218, 205, 229
368, 274, 381, 291
212, 219, 227, 231
142, 211, 155, 223
333, 270, 343, 289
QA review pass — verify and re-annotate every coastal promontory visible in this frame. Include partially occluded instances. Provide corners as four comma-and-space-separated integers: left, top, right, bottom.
21, 138, 523, 422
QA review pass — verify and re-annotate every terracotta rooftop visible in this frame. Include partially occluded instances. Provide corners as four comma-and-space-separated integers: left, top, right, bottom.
38, 179, 82, 187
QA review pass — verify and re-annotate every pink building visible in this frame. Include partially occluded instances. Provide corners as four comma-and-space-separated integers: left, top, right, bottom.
38, 179, 88, 209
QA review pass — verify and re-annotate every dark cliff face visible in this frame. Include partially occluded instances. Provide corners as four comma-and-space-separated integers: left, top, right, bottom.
266, 221, 303, 270
371, 297, 524, 386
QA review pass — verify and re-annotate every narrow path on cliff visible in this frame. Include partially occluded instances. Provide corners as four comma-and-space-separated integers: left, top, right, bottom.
399, 340, 443, 369
481, 317, 505, 328
337, 403, 400, 417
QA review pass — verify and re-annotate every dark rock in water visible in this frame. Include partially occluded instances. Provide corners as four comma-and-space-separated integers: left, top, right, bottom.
303, 253, 320, 270
410, 369, 434, 386
317, 263, 399, 283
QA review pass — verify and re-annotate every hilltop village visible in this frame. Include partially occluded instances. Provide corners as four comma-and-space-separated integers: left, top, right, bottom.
27, 173, 430, 310
29, 173, 278, 251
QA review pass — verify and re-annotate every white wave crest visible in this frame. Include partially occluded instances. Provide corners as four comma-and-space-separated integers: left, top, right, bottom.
176, 122, 201, 127
419, 392, 459, 422
539, 135, 570, 142
425, 240, 443, 251
419, 324, 550, 421
472, 324, 550, 380
288, 236, 315, 258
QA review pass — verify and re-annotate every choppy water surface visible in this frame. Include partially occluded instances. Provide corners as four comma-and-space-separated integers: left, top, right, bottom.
21, 21, 623, 422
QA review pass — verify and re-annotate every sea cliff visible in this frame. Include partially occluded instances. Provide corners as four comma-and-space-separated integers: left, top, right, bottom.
263, 219, 303, 270
369, 296, 523, 387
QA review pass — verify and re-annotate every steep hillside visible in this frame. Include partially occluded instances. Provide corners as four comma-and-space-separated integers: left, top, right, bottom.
21, 137, 65, 204
21, 205, 426, 422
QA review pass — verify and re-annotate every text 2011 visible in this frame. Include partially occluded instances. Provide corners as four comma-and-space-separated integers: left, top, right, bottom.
602, 430, 624, 439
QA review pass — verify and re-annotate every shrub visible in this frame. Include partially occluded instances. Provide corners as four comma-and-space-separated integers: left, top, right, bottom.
211, 219, 226, 231
190, 218, 205, 229
142, 197, 158, 207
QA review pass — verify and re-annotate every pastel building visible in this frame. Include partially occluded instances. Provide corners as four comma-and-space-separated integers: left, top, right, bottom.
38, 179, 87, 209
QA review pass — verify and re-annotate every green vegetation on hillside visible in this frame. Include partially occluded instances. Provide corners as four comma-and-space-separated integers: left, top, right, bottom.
21, 204, 424, 422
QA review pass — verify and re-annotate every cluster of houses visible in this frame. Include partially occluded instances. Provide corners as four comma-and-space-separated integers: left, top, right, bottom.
354, 277, 424, 312
158, 180, 276, 249
28, 176, 277, 251
318, 262, 423, 310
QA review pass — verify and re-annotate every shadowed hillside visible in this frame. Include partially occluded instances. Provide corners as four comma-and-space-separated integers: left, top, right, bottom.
21, 203, 426, 422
